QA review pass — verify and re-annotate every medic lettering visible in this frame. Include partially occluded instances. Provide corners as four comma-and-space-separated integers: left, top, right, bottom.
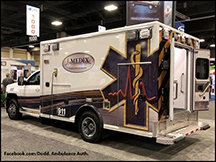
70, 57, 90, 64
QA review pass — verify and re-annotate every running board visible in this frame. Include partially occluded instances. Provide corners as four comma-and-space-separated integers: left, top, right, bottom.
156, 122, 210, 145
20, 108, 40, 118
20, 110, 40, 118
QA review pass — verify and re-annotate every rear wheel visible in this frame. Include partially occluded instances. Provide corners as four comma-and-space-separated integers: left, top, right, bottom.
78, 111, 102, 143
7, 99, 22, 120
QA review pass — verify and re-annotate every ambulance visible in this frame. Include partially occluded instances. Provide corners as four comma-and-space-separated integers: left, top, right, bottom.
5, 21, 210, 145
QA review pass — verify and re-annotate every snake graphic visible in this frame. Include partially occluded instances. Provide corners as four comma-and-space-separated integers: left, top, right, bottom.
130, 44, 143, 115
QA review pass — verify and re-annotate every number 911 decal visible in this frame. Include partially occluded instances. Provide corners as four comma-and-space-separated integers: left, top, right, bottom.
57, 107, 66, 116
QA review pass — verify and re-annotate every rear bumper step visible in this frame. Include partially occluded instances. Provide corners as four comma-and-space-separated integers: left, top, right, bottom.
156, 122, 210, 145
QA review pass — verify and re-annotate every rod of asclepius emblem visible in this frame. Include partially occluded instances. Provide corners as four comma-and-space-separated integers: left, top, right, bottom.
130, 44, 143, 115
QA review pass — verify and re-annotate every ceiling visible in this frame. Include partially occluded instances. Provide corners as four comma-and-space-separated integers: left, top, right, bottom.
1, 1, 215, 52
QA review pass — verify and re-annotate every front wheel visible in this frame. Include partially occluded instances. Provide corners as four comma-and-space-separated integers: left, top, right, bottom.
7, 99, 22, 120
78, 111, 102, 143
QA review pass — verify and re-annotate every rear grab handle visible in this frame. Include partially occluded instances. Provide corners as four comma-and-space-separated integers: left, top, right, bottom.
174, 80, 178, 100
181, 73, 184, 93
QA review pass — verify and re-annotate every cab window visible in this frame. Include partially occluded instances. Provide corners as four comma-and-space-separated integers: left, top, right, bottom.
28, 72, 40, 85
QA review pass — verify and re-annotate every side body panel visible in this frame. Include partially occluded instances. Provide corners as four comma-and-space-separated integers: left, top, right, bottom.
40, 31, 125, 120
38, 21, 200, 134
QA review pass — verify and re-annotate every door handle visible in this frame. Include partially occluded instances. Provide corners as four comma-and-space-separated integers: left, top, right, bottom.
199, 83, 210, 97
181, 73, 184, 93
174, 80, 178, 100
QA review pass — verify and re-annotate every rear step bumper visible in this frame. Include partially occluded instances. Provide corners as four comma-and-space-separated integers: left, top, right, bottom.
156, 122, 210, 145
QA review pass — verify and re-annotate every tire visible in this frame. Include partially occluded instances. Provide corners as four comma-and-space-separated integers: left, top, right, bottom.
7, 99, 22, 120
78, 111, 102, 143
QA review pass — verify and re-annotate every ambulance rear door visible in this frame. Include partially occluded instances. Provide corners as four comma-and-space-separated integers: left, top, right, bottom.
194, 49, 210, 111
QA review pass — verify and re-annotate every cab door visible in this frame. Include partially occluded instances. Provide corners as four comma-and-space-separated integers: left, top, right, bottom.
18, 71, 40, 115
194, 49, 210, 111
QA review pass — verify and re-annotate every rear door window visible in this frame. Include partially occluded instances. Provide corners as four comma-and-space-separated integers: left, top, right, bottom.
196, 58, 209, 79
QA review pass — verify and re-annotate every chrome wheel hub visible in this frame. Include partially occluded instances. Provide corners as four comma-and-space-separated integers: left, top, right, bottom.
82, 117, 96, 138
8, 103, 16, 116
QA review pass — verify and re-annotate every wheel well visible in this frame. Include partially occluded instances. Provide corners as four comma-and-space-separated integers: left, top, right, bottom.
75, 105, 103, 128
5, 93, 18, 112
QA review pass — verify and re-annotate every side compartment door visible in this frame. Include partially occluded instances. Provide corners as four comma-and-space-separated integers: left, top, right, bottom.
41, 51, 53, 117
194, 49, 210, 111
41, 44, 69, 118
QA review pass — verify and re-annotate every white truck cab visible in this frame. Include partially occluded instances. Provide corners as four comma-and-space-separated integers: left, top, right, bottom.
6, 70, 40, 118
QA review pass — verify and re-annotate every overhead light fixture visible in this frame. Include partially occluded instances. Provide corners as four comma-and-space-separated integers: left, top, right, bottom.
29, 45, 34, 48
210, 44, 215, 47
51, 21, 62, 26
199, 39, 205, 42
104, 4, 118, 11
